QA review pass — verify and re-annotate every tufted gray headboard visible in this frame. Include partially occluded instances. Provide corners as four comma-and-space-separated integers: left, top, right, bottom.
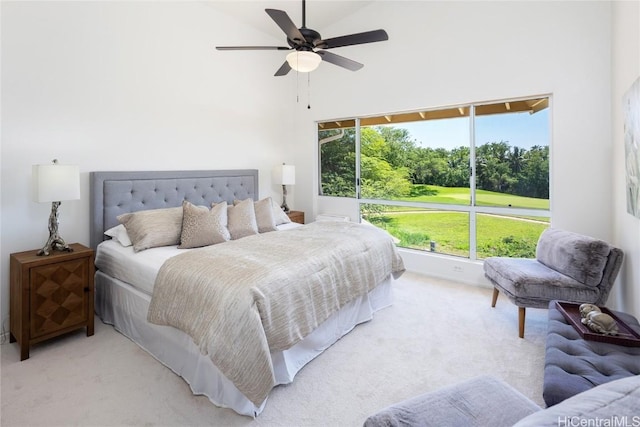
90, 170, 259, 250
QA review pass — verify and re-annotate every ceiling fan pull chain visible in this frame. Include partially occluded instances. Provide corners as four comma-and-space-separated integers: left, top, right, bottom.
307, 72, 311, 109
296, 62, 300, 104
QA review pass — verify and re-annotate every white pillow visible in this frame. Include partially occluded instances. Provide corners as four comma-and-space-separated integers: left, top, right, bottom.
270, 198, 291, 225
104, 224, 132, 247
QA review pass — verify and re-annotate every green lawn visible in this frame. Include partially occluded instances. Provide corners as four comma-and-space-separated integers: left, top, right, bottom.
365, 185, 550, 258
395, 185, 550, 210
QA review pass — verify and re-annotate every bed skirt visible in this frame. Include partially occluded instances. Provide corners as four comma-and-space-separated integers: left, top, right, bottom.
94, 270, 393, 417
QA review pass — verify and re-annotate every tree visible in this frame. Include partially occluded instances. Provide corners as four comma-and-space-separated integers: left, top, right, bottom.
508, 146, 526, 174
517, 145, 549, 198
376, 126, 415, 169
476, 142, 508, 192
320, 126, 548, 201
360, 127, 413, 200
409, 147, 448, 185
444, 146, 470, 187
319, 128, 356, 197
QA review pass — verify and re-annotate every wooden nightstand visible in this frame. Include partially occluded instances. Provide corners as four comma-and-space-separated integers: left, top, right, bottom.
287, 210, 305, 224
10, 243, 95, 360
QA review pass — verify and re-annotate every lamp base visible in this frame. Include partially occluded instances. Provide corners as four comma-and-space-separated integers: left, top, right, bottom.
37, 201, 74, 256
38, 236, 73, 256
281, 184, 290, 213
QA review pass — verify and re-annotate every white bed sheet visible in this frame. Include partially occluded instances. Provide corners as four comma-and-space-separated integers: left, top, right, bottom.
95, 241, 184, 295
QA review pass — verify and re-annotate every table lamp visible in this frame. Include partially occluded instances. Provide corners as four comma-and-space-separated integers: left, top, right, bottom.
33, 159, 80, 256
280, 163, 295, 213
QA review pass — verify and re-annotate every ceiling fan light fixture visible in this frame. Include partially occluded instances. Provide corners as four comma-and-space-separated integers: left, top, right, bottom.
286, 51, 321, 72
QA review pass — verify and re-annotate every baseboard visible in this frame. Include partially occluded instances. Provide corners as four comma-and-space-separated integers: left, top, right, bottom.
398, 248, 492, 288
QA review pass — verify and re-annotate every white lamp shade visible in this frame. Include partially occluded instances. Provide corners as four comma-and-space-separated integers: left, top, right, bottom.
286, 51, 321, 73
281, 164, 296, 185
33, 163, 81, 202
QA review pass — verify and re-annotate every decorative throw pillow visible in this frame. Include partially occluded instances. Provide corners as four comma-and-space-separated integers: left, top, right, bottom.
234, 197, 278, 233
254, 197, 278, 232
104, 224, 133, 247
178, 201, 230, 249
227, 198, 259, 239
270, 197, 291, 225
117, 207, 183, 252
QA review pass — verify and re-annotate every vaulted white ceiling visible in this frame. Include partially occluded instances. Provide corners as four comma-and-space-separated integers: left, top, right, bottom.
205, 1, 375, 41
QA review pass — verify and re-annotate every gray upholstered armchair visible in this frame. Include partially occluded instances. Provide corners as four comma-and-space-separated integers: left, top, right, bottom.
483, 228, 623, 338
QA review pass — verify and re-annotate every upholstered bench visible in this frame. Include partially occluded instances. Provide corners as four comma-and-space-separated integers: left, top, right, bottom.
544, 301, 640, 406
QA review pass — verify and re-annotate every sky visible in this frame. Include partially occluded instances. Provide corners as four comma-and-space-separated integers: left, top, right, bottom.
396, 109, 550, 151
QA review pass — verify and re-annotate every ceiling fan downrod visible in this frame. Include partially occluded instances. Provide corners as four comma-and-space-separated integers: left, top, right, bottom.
302, 0, 307, 28
302, 0, 306, 28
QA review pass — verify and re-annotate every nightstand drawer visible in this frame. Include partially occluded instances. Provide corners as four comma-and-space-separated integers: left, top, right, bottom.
30, 258, 90, 338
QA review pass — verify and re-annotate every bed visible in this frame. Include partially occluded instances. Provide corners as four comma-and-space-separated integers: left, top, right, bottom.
90, 169, 404, 417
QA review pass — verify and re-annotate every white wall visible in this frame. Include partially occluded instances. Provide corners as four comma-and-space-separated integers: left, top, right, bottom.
2, 1, 637, 324
0, 2, 297, 324
611, 1, 640, 316
290, 1, 634, 305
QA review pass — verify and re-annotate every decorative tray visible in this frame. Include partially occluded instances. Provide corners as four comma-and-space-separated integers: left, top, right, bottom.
555, 301, 640, 347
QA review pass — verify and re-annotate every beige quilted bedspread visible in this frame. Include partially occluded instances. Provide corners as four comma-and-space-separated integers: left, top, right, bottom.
147, 221, 405, 406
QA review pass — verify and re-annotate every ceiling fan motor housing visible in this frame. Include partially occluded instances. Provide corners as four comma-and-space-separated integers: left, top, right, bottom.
288, 27, 323, 51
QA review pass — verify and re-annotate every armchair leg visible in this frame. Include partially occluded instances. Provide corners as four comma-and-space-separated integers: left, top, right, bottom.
518, 307, 526, 338
491, 288, 499, 308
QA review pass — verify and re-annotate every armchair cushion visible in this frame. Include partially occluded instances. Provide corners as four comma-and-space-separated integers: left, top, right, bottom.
535, 228, 611, 288
363, 375, 540, 427
483, 257, 599, 308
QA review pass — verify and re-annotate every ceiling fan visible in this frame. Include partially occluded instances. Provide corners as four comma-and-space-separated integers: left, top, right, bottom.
216, 0, 389, 76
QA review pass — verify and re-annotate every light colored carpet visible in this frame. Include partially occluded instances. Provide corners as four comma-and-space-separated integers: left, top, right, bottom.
1, 272, 547, 426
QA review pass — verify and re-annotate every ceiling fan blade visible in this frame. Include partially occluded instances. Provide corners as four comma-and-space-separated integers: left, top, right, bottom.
319, 29, 389, 50
216, 46, 291, 51
265, 9, 305, 44
317, 51, 363, 71
274, 61, 292, 76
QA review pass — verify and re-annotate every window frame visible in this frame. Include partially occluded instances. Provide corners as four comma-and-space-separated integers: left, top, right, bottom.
317, 95, 552, 261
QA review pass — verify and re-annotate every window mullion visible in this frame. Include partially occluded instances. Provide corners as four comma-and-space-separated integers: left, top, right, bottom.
355, 118, 361, 201
469, 105, 477, 260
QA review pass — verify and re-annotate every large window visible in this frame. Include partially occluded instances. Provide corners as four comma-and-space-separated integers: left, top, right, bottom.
318, 97, 551, 260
